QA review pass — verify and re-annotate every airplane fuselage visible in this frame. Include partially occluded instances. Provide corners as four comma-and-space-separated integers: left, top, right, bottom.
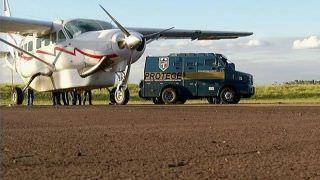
14, 19, 145, 92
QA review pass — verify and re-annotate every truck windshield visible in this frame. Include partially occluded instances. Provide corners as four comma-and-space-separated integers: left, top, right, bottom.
216, 55, 227, 67
64, 19, 112, 38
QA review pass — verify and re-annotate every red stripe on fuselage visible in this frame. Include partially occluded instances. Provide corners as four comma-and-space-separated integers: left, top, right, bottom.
21, 55, 33, 60
36, 47, 118, 60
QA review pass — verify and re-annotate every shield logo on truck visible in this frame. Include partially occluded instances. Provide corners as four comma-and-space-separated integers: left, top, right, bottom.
159, 57, 170, 71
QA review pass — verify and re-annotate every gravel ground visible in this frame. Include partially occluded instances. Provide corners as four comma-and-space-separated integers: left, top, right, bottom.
1, 105, 320, 179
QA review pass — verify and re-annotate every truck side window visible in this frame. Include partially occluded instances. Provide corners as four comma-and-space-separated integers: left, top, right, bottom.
28, 41, 33, 52
187, 62, 195, 66
58, 30, 66, 43
216, 57, 226, 68
205, 59, 214, 66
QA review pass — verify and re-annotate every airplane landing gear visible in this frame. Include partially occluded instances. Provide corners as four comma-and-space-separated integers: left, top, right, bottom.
12, 87, 24, 105
109, 87, 130, 105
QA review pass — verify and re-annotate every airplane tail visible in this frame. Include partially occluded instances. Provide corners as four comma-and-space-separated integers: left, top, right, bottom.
1, 0, 19, 71
2, 0, 22, 65
3, 0, 11, 17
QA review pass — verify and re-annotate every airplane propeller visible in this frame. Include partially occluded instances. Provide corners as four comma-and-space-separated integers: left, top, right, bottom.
99, 4, 144, 51
99, 4, 147, 90
98, 4, 174, 91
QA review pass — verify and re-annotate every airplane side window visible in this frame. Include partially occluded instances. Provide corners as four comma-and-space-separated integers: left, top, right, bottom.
28, 41, 33, 52
58, 30, 66, 43
43, 34, 50, 46
36, 39, 42, 49
51, 33, 57, 44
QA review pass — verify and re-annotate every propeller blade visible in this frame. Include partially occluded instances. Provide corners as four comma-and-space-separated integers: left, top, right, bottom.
144, 27, 175, 41
99, 4, 130, 37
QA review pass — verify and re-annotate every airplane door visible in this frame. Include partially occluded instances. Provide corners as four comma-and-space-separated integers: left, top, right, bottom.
183, 57, 198, 97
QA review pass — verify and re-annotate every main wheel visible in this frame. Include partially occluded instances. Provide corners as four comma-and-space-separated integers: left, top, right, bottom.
111, 87, 130, 105
12, 87, 24, 105
161, 87, 178, 104
220, 87, 239, 104
152, 97, 164, 105
109, 88, 116, 104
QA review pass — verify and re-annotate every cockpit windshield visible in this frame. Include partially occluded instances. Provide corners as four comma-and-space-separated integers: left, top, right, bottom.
64, 19, 113, 38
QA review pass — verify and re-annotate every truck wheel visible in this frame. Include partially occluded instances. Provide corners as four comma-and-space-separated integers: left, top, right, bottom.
111, 87, 130, 105
12, 87, 24, 105
152, 97, 164, 105
234, 96, 241, 104
207, 97, 221, 104
161, 87, 178, 104
220, 87, 239, 104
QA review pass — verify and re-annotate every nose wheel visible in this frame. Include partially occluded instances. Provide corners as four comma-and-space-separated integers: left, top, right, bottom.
110, 86, 130, 105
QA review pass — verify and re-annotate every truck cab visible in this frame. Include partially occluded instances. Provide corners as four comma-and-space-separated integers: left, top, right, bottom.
139, 53, 255, 104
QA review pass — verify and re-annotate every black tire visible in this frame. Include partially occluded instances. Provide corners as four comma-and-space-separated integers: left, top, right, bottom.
109, 88, 116, 104
161, 87, 178, 104
113, 87, 130, 105
234, 96, 241, 104
152, 97, 164, 105
207, 97, 221, 104
12, 87, 24, 105
220, 87, 239, 104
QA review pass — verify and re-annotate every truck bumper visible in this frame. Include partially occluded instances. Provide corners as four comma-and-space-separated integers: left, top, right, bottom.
239, 85, 255, 98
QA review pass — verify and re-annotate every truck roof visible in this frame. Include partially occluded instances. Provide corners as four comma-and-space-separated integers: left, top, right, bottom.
147, 53, 216, 58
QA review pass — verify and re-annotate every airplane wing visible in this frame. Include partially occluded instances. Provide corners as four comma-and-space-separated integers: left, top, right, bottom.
128, 27, 253, 40
0, 16, 52, 35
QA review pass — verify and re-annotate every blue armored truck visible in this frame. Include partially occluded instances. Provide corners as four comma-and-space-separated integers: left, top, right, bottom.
138, 53, 255, 104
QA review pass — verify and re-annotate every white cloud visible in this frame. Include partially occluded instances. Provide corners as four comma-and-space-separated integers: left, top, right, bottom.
293, 36, 320, 50
244, 39, 262, 47
238, 39, 269, 48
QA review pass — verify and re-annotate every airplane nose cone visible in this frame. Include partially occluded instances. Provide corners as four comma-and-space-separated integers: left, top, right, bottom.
125, 35, 143, 50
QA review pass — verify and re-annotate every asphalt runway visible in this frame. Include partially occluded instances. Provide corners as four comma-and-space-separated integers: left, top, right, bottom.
1, 105, 320, 179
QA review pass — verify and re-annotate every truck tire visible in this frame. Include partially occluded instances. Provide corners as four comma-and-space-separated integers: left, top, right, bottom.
12, 87, 24, 105
110, 87, 130, 105
220, 87, 239, 104
152, 97, 164, 105
161, 87, 178, 104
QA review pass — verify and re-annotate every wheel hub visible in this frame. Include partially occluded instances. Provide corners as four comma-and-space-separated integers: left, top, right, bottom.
225, 91, 234, 101
164, 91, 174, 102
115, 89, 125, 102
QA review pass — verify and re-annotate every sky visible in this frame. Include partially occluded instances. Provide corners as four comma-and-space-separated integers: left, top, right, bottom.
1, 0, 320, 85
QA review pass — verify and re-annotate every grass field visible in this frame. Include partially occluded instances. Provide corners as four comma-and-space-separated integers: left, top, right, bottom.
1, 83, 320, 105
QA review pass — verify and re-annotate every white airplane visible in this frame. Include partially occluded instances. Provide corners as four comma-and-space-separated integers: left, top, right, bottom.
0, 0, 253, 105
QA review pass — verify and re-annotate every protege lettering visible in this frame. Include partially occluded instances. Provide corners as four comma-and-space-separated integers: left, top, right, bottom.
144, 72, 182, 81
